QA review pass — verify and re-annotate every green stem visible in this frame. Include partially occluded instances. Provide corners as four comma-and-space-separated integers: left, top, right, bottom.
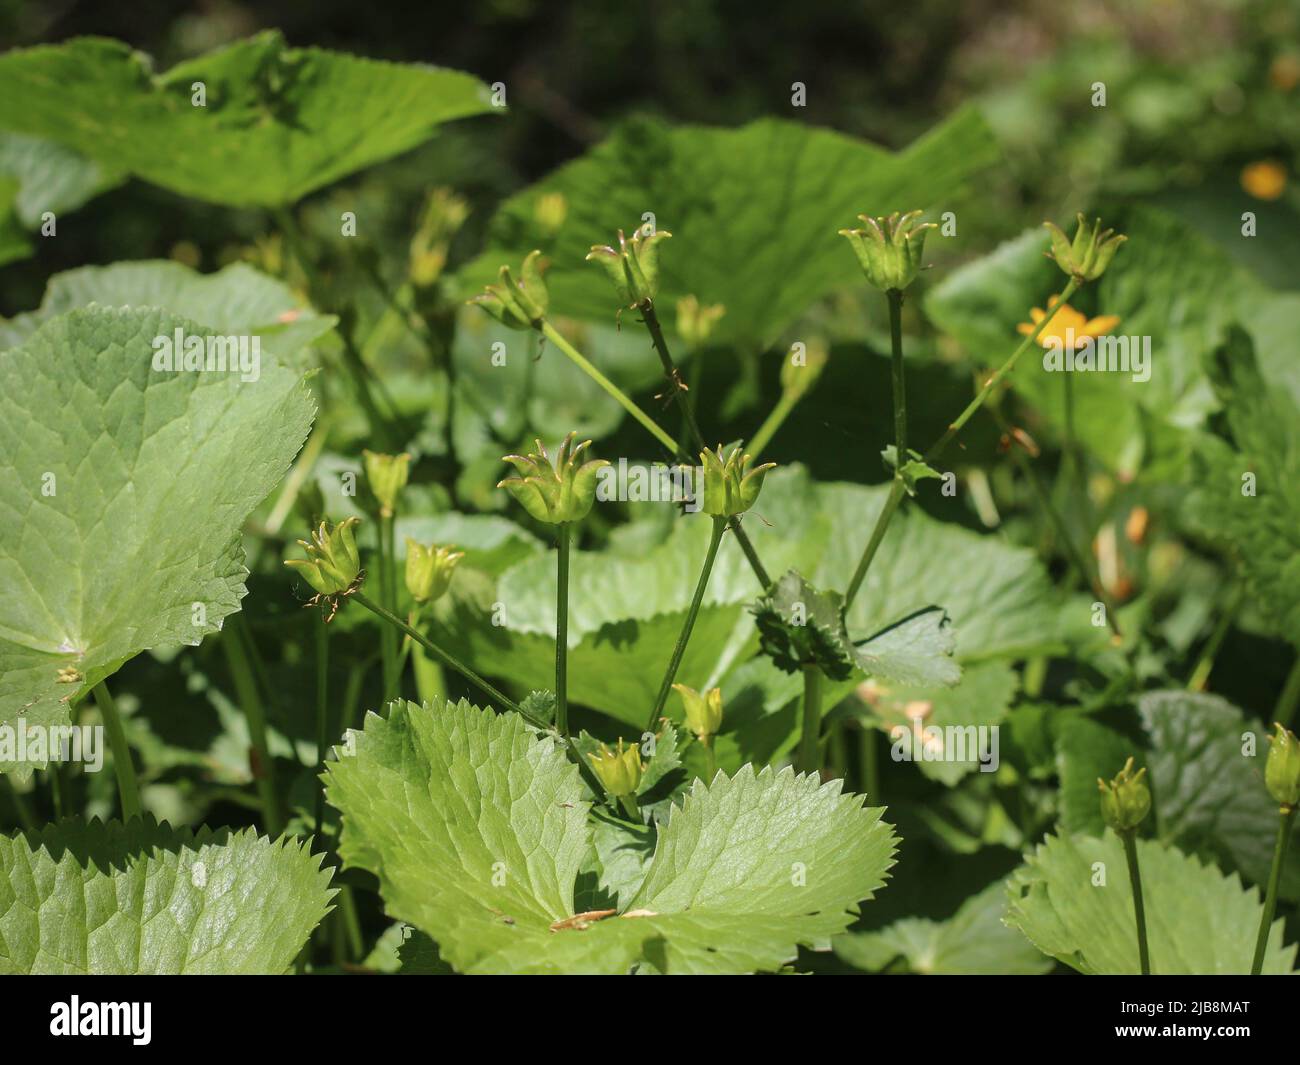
859, 724, 880, 801
702, 736, 717, 781
1120, 830, 1151, 975
4, 775, 37, 833
925, 277, 1080, 464
747, 389, 798, 462
887, 289, 907, 465
313, 618, 329, 835
555, 522, 572, 737
844, 478, 907, 607
618, 794, 641, 822
992, 406, 1122, 638
1187, 583, 1243, 691
223, 624, 283, 835
845, 280, 1079, 607
539, 320, 680, 454
645, 516, 727, 733
641, 306, 772, 588
1274, 654, 1300, 728
1251, 805, 1296, 974
799, 665, 824, 775
379, 512, 399, 703
92, 681, 142, 822
352, 589, 613, 803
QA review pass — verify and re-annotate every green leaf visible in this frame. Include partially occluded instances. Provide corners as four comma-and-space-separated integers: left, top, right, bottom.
0, 306, 314, 773
851, 608, 960, 689
814, 481, 1095, 661
1005, 830, 1296, 974
327, 698, 897, 974
1184, 327, 1300, 643
0, 33, 496, 207
0, 260, 334, 366
0, 132, 123, 266
836, 879, 1052, 974
0, 817, 333, 973
459, 108, 997, 348
881, 445, 943, 497
863, 659, 1017, 785
753, 571, 855, 680
394, 511, 542, 578
1054, 714, 1139, 836
1139, 689, 1300, 901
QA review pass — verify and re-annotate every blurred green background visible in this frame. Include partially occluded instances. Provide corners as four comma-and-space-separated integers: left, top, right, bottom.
2, 0, 1297, 315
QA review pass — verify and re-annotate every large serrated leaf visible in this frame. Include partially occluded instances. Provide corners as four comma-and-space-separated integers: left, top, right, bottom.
0, 260, 334, 365
0, 306, 314, 772
327, 698, 897, 974
0, 817, 334, 973
1005, 831, 1296, 974
0, 33, 496, 207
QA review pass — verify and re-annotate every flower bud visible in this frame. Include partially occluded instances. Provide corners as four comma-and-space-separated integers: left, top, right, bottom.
838, 210, 935, 292
1098, 757, 1151, 833
780, 338, 829, 400
362, 450, 411, 518
285, 517, 362, 596
586, 222, 672, 308
673, 683, 723, 742
1265, 723, 1300, 809
587, 739, 643, 798
498, 432, 610, 525
405, 540, 464, 605
1043, 214, 1126, 283
676, 295, 725, 348
468, 250, 549, 330
700, 444, 775, 517
533, 191, 568, 237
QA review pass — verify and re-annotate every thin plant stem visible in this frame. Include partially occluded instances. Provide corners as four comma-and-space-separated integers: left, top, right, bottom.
1274, 655, 1300, 728
887, 289, 907, 466
539, 320, 680, 453
859, 724, 880, 801
222, 624, 284, 836
925, 278, 1080, 464
747, 388, 799, 462
799, 665, 824, 775
555, 522, 572, 737
92, 681, 142, 822
351, 590, 610, 803
991, 405, 1122, 638
48, 764, 65, 820
378, 512, 399, 703
1120, 830, 1151, 975
313, 618, 329, 835
1187, 583, 1243, 691
3, 775, 37, 833
702, 736, 717, 781
618, 794, 641, 822
844, 278, 1080, 608
1251, 805, 1296, 974
645, 516, 727, 733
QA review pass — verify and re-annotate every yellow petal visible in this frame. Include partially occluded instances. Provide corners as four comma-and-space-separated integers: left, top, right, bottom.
1083, 315, 1121, 337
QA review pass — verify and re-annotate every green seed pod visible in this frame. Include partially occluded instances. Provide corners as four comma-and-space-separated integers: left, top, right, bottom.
498, 432, 610, 525
586, 222, 673, 308
362, 450, 410, 518
700, 443, 775, 517
405, 540, 464, 605
673, 683, 723, 742
1098, 757, 1151, 833
1042, 213, 1127, 283
468, 250, 549, 330
587, 739, 643, 798
838, 210, 935, 292
1265, 722, 1300, 809
285, 517, 362, 596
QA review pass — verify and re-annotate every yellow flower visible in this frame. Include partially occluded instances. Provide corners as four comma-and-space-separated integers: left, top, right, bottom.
1017, 295, 1120, 352
1241, 160, 1286, 201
